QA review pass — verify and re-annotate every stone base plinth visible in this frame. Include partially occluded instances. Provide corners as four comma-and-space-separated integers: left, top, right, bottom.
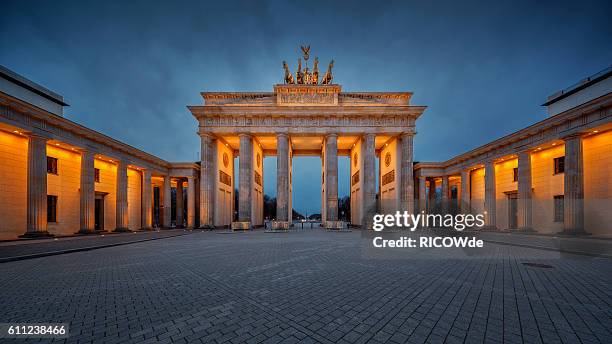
231, 222, 252, 231
271, 221, 291, 230
325, 221, 347, 230
19, 231, 54, 238
113, 227, 132, 233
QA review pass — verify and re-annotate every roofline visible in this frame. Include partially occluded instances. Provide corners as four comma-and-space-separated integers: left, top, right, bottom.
0, 65, 69, 107
542, 65, 612, 106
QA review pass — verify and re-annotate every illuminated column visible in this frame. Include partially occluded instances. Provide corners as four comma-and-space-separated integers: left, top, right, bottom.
176, 179, 184, 227
187, 176, 196, 229
517, 150, 533, 231
484, 160, 496, 229
238, 133, 253, 223
441, 175, 449, 214
23, 134, 51, 237
363, 133, 376, 228
418, 176, 427, 213
199, 133, 215, 228
79, 149, 96, 233
563, 134, 585, 234
460, 170, 471, 214
400, 133, 414, 214
428, 178, 436, 212
141, 169, 152, 230
325, 133, 338, 222
163, 175, 171, 228
115, 160, 129, 231
276, 133, 290, 222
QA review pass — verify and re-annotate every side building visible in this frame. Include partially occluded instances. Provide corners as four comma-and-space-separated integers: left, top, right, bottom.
0, 66, 200, 240
415, 67, 612, 236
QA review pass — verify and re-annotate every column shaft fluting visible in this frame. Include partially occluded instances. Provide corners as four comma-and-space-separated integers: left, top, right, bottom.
484, 161, 496, 229
418, 176, 427, 213
141, 169, 152, 229
25, 135, 49, 236
238, 134, 253, 222
460, 170, 471, 214
400, 133, 414, 214
163, 175, 171, 228
325, 134, 338, 222
176, 179, 184, 227
363, 133, 376, 228
199, 134, 215, 227
115, 160, 129, 231
79, 150, 96, 233
276, 134, 290, 221
563, 135, 585, 233
517, 151, 533, 231
187, 176, 196, 228
441, 175, 449, 214
428, 178, 436, 212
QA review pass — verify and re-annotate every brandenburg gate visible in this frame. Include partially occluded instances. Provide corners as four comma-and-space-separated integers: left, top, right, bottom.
189, 47, 426, 229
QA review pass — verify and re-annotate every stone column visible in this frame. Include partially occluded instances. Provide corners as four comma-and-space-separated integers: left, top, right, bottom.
363, 133, 376, 229
79, 149, 96, 233
460, 170, 471, 214
163, 175, 171, 228
23, 134, 51, 237
563, 134, 585, 234
428, 178, 436, 212
400, 133, 414, 214
484, 160, 496, 229
418, 176, 427, 213
517, 151, 533, 231
325, 133, 338, 222
441, 175, 449, 214
199, 133, 215, 228
115, 160, 129, 231
238, 133, 253, 223
187, 176, 196, 229
141, 169, 152, 230
176, 179, 184, 228
276, 133, 290, 222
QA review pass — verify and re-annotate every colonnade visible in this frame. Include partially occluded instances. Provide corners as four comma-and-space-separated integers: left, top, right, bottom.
416, 134, 586, 234
22, 134, 196, 237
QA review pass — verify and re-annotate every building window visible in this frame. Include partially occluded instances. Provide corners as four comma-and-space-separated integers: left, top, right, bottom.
47, 157, 58, 174
94, 168, 100, 183
553, 195, 564, 222
513, 168, 518, 182
553, 156, 565, 175
47, 195, 58, 223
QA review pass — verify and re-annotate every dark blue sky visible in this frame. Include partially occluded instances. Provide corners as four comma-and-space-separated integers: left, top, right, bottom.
2, 0, 611, 215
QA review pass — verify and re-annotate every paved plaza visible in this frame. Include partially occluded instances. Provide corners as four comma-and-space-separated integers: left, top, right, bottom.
1, 229, 611, 344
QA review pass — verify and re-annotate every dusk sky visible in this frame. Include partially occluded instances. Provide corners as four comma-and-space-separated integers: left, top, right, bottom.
2, 0, 611, 215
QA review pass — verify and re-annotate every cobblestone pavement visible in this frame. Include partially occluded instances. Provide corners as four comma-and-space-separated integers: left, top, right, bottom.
0, 229, 190, 261
1, 229, 611, 344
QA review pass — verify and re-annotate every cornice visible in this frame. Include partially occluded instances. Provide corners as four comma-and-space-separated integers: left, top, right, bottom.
189, 105, 427, 118
0, 91, 171, 169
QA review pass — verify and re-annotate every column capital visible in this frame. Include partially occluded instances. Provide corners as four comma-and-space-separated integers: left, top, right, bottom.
363, 133, 376, 139
199, 132, 216, 140
276, 132, 289, 138
400, 132, 414, 139
562, 132, 584, 141
238, 132, 252, 139
326, 133, 338, 139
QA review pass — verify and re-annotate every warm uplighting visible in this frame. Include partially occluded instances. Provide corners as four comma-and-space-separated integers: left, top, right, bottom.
55, 143, 60, 146
552, 143, 556, 146
593, 130, 599, 133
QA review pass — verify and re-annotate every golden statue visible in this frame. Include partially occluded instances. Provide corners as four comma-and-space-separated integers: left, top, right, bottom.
303, 67, 312, 85
296, 58, 303, 84
300, 45, 310, 61
312, 57, 319, 85
321, 59, 334, 85
282, 61, 294, 84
